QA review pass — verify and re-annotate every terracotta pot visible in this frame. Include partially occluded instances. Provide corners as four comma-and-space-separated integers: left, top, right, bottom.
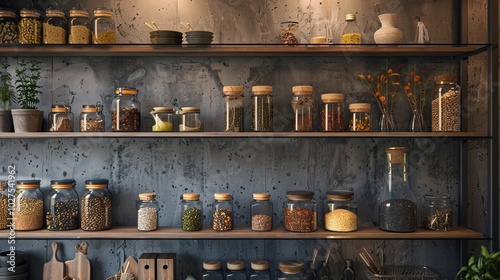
11, 109, 43, 132
0, 110, 13, 132
374, 13, 403, 44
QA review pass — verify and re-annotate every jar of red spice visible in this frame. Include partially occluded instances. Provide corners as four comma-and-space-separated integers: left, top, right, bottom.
284, 190, 317, 232
291, 86, 314, 132
320, 93, 344, 131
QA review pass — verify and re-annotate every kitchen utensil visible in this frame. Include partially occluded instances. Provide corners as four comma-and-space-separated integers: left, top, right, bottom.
43, 242, 64, 280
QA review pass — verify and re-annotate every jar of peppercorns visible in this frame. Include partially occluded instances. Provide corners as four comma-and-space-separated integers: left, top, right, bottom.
112, 88, 141, 132
223, 86, 244, 132
284, 190, 317, 232
0, 8, 19, 44
43, 8, 67, 44
46, 179, 79, 231
212, 193, 233, 231
92, 7, 116, 44
68, 7, 91, 44
81, 179, 112, 231
251, 193, 273, 232
49, 104, 74, 132
19, 8, 42, 44
0, 180, 8, 229
324, 190, 357, 232
137, 193, 159, 231
348, 103, 371, 131
181, 193, 203, 231
252, 86, 273, 132
179, 107, 201, 132
321, 93, 344, 132
80, 103, 105, 132
14, 180, 44, 231
292, 86, 314, 132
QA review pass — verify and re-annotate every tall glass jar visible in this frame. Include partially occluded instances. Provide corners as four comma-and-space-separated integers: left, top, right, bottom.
431, 76, 461, 131
252, 86, 273, 132
292, 86, 314, 132
277, 261, 306, 280
321, 93, 344, 132
422, 194, 453, 231
92, 7, 116, 44
112, 88, 140, 132
280, 21, 299, 44
348, 103, 371, 131
137, 193, 159, 231
212, 193, 233, 231
0, 180, 9, 229
324, 190, 357, 232
81, 179, 112, 231
43, 8, 67, 44
341, 14, 361, 44
379, 147, 417, 232
19, 8, 42, 44
251, 192, 273, 231
223, 86, 244, 132
68, 7, 91, 44
0, 8, 18, 44
179, 107, 201, 132
226, 260, 247, 280
250, 260, 271, 280
203, 260, 224, 280
284, 190, 317, 232
14, 180, 43, 230
181, 193, 203, 231
49, 104, 74, 132
46, 179, 79, 230
80, 103, 105, 132
151, 107, 174, 132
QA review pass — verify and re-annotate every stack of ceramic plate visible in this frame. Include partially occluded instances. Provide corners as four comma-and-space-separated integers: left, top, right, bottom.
150, 30, 183, 45
185, 31, 213, 45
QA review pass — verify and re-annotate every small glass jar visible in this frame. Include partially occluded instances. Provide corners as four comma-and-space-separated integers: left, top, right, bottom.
280, 21, 299, 44
226, 260, 247, 280
212, 193, 233, 231
181, 193, 203, 231
151, 107, 174, 132
19, 8, 42, 44
0, 180, 9, 229
252, 86, 273, 132
14, 180, 43, 230
46, 179, 79, 230
49, 104, 74, 132
137, 193, 159, 231
92, 7, 116, 44
422, 194, 453, 231
292, 86, 314, 132
112, 87, 141, 132
223, 86, 244, 132
179, 107, 201, 132
321, 93, 344, 132
324, 190, 358, 232
348, 103, 371, 131
432, 76, 461, 131
81, 179, 112, 231
43, 8, 67, 44
80, 103, 105, 132
251, 193, 273, 231
277, 261, 306, 280
0, 8, 19, 44
341, 14, 361, 44
203, 260, 224, 280
68, 7, 92, 44
284, 190, 317, 232
250, 260, 271, 280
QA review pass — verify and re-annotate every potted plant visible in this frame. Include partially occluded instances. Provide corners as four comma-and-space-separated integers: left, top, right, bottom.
11, 59, 43, 132
0, 63, 15, 132
456, 246, 500, 279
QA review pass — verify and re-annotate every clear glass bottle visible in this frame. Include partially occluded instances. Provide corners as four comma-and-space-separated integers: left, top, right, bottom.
431, 76, 461, 131
250, 260, 271, 280
19, 8, 42, 44
252, 86, 273, 132
137, 193, 159, 231
321, 93, 344, 132
203, 260, 224, 280
14, 180, 43, 230
422, 194, 453, 231
226, 260, 247, 280
0, 180, 9, 229
348, 103, 371, 131
316, 261, 331, 280
212, 193, 233, 231
179, 107, 201, 132
150, 107, 174, 132
181, 193, 203, 231
284, 190, 317, 232
46, 179, 79, 230
112, 87, 140, 132
280, 21, 299, 44
68, 7, 92, 44
324, 190, 357, 232
223, 86, 244, 132
49, 104, 74, 132
0, 8, 18, 44
379, 147, 417, 232
304, 261, 316, 280
342, 259, 355, 280
80, 103, 105, 132
43, 8, 67, 44
92, 7, 116, 44
277, 261, 306, 280
309, 13, 328, 44
81, 179, 112, 231
341, 14, 361, 44
251, 192, 273, 231
292, 86, 314, 132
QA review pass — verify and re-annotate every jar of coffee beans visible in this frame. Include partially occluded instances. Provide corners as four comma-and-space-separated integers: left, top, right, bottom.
49, 104, 74, 132
251, 86, 273, 132
137, 193, 159, 231
112, 88, 141, 132
151, 107, 174, 132
19, 8, 42, 44
292, 86, 314, 132
92, 7, 116, 44
68, 7, 91, 44
280, 21, 299, 44
14, 180, 43, 230
223, 86, 244, 132
321, 93, 344, 132
43, 8, 67, 44
422, 194, 453, 231
80, 103, 105, 132
0, 180, 9, 229
251, 193, 273, 231
324, 190, 357, 232
212, 193, 233, 231
284, 190, 317, 232
46, 179, 79, 231
432, 75, 461, 132
0, 8, 19, 44
348, 103, 371, 131
81, 179, 112, 231
179, 107, 201, 132
181, 193, 203, 231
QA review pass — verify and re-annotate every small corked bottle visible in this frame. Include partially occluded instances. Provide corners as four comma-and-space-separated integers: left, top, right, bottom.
320, 93, 344, 132
292, 85, 314, 132
251, 192, 273, 231
223, 86, 244, 132
14, 180, 44, 230
212, 193, 233, 231
284, 190, 317, 232
251, 86, 273, 132
46, 179, 79, 231
348, 103, 371, 131
137, 193, 159, 231
81, 179, 112, 231
181, 193, 203, 231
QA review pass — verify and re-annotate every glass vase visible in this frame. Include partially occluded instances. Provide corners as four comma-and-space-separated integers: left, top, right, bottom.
409, 111, 425, 132
379, 112, 396, 132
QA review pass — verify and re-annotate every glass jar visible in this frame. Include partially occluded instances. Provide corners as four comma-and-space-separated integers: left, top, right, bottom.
19, 8, 42, 44
203, 260, 224, 280
348, 103, 371, 131
251, 192, 273, 231
250, 260, 271, 280
223, 86, 244, 132
284, 190, 317, 232
324, 190, 357, 232
0, 180, 9, 229
150, 107, 174, 132
379, 147, 417, 232
181, 193, 203, 231
212, 193, 233, 231
43, 8, 67, 44
342, 259, 355, 280
68, 7, 92, 44
137, 193, 159, 231
431, 76, 461, 131
49, 104, 74, 132
321, 93, 344, 132
80, 103, 105, 132
341, 14, 361, 44
422, 194, 453, 231
292, 86, 314, 132
179, 107, 201, 132
304, 261, 317, 280
252, 86, 273, 132
81, 179, 112, 231
226, 260, 247, 280
46, 179, 79, 230
0, 8, 18, 44
92, 7, 116, 44
280, 21, 299, 44
14, 180, 43, 230
309, 13, 328, 44
112, 87, 140, 132
277, 261, 306, 280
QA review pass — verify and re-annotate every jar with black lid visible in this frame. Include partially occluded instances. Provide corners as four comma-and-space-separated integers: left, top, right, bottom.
81, 179, 112, 231
212, 193, 233, 231
251, 192, 273, 231
46, 179, 79, 230
292, 86, 314, 132
137, 193, 159, 231
252, 86, 273, 132
14, 180, 43, 230
284, 190, 317, 232
324, 190, 357, 232
43, 8, 67, 44
0, 180, 9, 229
112, 88, 140, 132
0, 8, 18, 44
181, 193, 203, 231
80, 103, 104, 132
92, 7, 116, 44
223, 86, 244, 132
203, 260, 224, 280
277, 261, 306, 280
19, 8, 42, 44
68, 7, 91, 44
49, 104, 74, 132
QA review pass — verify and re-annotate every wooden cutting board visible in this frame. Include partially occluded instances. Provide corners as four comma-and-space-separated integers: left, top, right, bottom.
65, 242, 91, 280
121, 256, 139, 279
43, 242, 64, 280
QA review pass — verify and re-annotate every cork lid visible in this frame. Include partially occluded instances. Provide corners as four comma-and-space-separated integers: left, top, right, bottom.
223, 86, 244, 96
286, 190, 314, 201
46, 9, 66, 18
20, 8, 41, 18
0, 8, 17, 18
227, 260, 245, 270
252, 86, 273, 95
203, 260, 221, 270
69, 8, 90, 18
251, 260, 269, 271
253, 192, 271, 201
139, 193, 156, 201
94, 7, 113, 17
386, 146, 409, 164
151, 107, 174, 114
182, 193, 200, 201
214, 193, 231, 201
326, 190, 354, 201
16, 180, 41, 189
178, 107, 200, 114
51, 104, 70, 113
345, 14, 356, 21
85, 179, 109, 189
292, 85, 313, 95
115, 88, 137, 95
321, 93, 344, 103
82, 105, 97, 113
278, 261, 304, 274
349, 103, 370, 112
434, 74, 458, 84
51, 179, 76, 189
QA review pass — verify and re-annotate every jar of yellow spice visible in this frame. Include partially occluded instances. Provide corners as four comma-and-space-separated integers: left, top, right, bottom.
341, 14, 361, 44
92, 7, 116, 44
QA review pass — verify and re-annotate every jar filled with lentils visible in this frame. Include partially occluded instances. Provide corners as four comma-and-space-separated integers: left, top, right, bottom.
80, 103, 105, 132
137, 193, 159, 231
284, 190, 317, 232
112, 88, 141, 132
92, 7, 116, 44
252, 86, 273, 132
321, 93, 344, 132
324, 190, 357, 232
0, 8, 18, 44
68, 7, 91, 44
251, 193, 273, 231
49, 104, 74, 132
292, 85, 314, 132
43, 8, 67, 44
223, 86, 244, 132
46, 179, 79, 231
14, 180, 44, 230
181, 193, 203, 231
19, 8, 42, 44
212, 193, 233, 231
81, 179, 112, 231
0, 180, 9, 229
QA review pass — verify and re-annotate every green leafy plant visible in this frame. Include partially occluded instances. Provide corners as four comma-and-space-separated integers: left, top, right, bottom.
0, 63, 15, 110
15, 59, 41, 110
456, 246, 500, 279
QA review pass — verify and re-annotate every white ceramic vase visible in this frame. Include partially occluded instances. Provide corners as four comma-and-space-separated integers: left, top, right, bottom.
374, 13, 403, 44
